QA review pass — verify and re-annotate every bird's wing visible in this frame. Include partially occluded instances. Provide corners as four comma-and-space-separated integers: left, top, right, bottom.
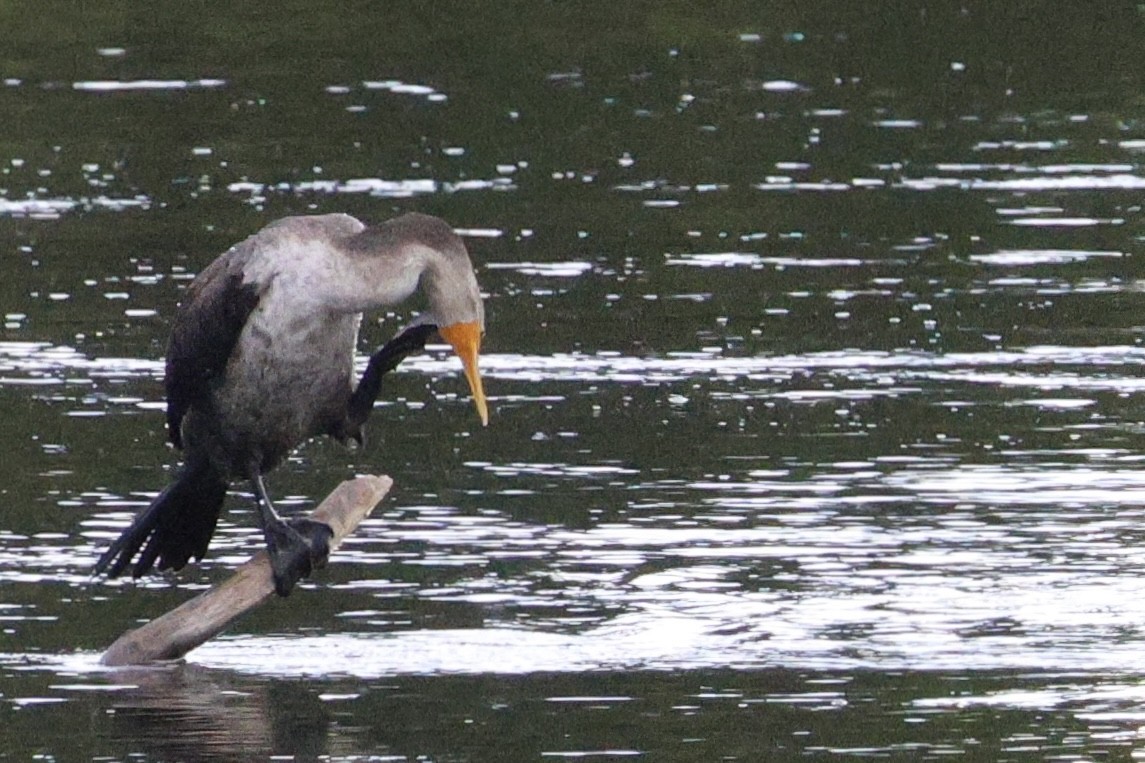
164, 247, 263, 449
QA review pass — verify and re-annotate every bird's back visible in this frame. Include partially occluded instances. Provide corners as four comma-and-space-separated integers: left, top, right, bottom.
168, 214, 368, 477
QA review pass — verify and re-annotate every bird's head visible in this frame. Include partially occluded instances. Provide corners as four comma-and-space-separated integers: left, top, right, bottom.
419, 225, 488, 427
345, 212, 491, 426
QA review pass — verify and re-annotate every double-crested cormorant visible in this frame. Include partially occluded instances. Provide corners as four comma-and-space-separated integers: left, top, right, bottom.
93, 212, 488, 596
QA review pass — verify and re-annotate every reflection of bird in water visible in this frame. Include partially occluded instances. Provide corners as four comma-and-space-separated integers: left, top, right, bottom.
94, 212, 488, 596
106, 664, 325, 760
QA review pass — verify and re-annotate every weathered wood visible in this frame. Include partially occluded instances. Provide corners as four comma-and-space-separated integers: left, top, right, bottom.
101, 474, 393, 667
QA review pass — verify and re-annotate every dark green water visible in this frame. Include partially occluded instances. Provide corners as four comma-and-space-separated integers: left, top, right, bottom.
5, 2, 1145, 759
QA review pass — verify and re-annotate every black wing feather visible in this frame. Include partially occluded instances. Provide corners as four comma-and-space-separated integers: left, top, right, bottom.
164, 250, 262, 449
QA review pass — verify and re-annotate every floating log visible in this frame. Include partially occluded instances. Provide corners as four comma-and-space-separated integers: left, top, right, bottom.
101, 474, 393, 667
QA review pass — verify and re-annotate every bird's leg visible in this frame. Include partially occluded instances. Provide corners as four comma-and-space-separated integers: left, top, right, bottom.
250, 467, 333, 597
341, 322, 438, 446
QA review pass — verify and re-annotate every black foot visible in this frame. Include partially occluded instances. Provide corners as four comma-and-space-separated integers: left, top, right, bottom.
337, 322, 439, 445
264, 518, 334, 597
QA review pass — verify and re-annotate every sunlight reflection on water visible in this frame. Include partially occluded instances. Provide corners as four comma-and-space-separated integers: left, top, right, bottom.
10, 331, 1145, 680
6, 342, 1145, 390
6, 7, 1145, 760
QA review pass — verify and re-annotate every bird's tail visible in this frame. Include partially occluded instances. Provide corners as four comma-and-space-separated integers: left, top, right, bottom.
94, 458, 229, 579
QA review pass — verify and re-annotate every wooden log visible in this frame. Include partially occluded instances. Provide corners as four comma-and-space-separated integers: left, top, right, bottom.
101, 474, 393, 667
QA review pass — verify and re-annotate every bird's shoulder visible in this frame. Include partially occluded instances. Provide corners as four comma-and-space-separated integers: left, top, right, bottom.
260, 213, 366, 243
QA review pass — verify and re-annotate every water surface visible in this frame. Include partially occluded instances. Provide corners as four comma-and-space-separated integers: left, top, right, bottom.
4, 3, 1145, 760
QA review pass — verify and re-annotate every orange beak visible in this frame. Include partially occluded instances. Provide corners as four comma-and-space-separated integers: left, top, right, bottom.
438, 320, 489, 426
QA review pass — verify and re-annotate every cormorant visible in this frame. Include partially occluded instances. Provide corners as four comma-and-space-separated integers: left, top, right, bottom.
93, 212, 488, 596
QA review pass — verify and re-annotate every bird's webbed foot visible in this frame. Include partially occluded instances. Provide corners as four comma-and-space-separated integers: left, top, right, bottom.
342, 322, 439, 440
264, 517, 334, 597
331, 418, 367, 449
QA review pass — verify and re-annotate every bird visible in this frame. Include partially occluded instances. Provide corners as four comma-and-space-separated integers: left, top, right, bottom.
93, 211, 488, 596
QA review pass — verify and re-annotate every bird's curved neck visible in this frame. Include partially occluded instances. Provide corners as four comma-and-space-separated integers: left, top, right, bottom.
263, 240, 431, 316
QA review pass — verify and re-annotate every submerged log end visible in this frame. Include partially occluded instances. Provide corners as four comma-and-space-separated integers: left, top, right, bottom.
100, 474, 393, 667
